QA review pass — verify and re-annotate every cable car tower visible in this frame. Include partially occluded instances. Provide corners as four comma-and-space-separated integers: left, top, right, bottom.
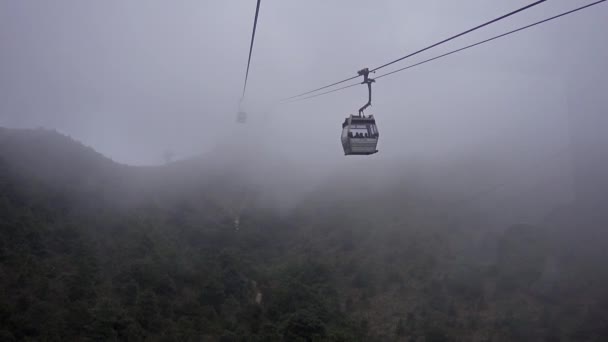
341, 68, 379, 155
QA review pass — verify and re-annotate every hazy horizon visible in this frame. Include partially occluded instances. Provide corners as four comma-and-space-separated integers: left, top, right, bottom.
1, 2, 608, 339
1, 0, 606, 166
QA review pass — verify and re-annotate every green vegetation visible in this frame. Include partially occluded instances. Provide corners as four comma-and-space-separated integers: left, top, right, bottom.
1, 128, 607, 341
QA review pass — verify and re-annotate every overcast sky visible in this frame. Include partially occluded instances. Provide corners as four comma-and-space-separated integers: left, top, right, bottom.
0, 0, 606, 166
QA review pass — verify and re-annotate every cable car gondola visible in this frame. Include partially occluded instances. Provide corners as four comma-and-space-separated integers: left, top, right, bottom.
341, 68, 379, 156
236, 110, 247, 123
341, 114, 379, 155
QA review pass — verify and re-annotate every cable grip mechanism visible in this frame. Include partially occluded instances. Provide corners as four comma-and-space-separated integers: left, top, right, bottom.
357, 68, 375, 117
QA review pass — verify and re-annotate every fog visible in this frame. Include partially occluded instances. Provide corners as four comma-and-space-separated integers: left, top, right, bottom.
0, 1, 604, 155
2, 2, 608, 339
1, 0, 606, 218
2, 1, 606, 225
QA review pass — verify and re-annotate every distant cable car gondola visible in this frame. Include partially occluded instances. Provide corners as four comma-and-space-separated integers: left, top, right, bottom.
237, 110, 247, 123
237, 98, 247, 124
341, 68, 379, 155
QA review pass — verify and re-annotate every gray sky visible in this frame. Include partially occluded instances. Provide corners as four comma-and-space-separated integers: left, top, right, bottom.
0, 0, 606, 166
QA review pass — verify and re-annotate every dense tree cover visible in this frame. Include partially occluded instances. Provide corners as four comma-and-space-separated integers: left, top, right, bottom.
1, 128, 608, 341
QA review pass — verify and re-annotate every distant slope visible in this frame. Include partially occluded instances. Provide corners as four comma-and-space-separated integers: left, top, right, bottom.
0, 127, 122, 183
0, 127, 362, 340
0, 127, 296, 213
1, 126, 608, 341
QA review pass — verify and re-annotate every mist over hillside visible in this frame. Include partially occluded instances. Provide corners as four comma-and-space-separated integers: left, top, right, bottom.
1, 127, 607, 341
1, 0, 607, 340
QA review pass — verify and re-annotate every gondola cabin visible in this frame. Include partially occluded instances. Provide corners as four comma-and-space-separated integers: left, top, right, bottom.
341, 114, 379, 155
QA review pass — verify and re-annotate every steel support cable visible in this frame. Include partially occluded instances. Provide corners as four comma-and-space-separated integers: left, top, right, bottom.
241, 0, 262, 100
370, 0, 546, 72
284, 83, 360, 103
282, 75, 361, 101
375, 0, 607, 81
282, 0, 546, 101
282, 0, 606, 104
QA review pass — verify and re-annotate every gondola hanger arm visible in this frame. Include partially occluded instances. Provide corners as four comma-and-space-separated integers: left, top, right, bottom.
357, 68, 375, 117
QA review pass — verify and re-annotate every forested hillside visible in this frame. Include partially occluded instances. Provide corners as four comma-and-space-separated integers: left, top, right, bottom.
1, 128, 607, 341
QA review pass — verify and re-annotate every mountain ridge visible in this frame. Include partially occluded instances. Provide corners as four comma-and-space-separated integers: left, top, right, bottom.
1, 126, 608, 341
